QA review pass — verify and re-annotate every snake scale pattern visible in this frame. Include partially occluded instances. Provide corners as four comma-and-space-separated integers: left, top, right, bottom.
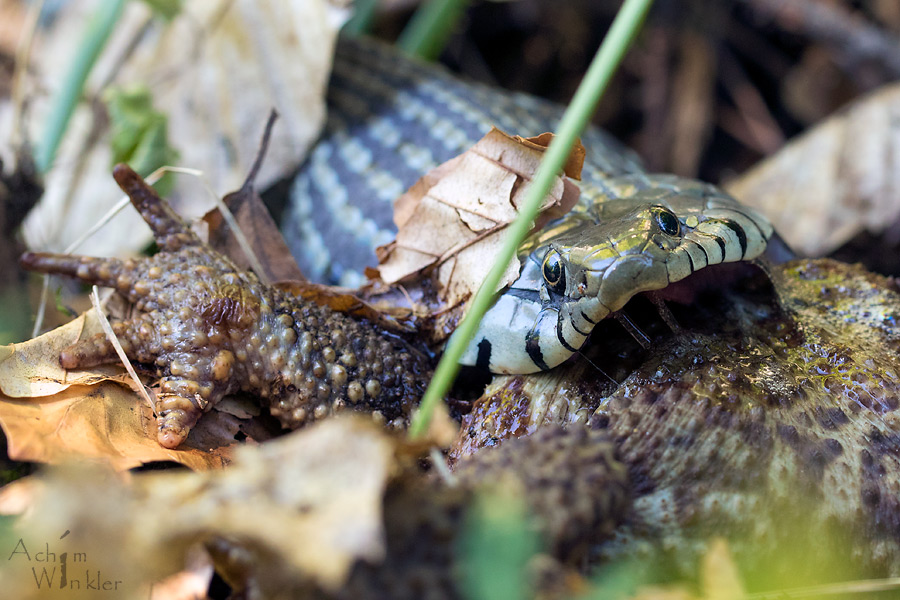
283, 36, 645, 288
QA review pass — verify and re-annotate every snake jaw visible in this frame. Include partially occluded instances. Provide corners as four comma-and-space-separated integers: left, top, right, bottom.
665, 246, 696, 283
598, 255, 668, 313
561, 297, 608, 341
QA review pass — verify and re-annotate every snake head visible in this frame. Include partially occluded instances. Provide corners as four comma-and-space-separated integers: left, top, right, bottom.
544, 193, 772, 305
461, 178, 775, 375
538, 204, 680, 306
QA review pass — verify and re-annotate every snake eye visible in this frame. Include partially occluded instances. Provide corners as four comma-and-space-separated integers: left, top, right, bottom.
542, 250, 566, 294
653, 207, 681, 236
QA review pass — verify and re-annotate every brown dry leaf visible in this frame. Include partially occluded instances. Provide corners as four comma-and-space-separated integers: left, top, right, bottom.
726, 83, 900, 256
2, 417, 397, 598
375, 128, 581, 310
517, 132, 586, 179
201, 115, 308, 284
0, 309, 128, 398
0, 381, 241, 470
0, 311, 260, 470
275, 279, 417, 334
203, 184, 307, 283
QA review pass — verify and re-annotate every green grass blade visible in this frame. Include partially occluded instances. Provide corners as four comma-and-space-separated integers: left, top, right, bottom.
396, 0, 469, 60
343, 0, 380, 36
409, 0, 655, 439
34, 0, 128, 173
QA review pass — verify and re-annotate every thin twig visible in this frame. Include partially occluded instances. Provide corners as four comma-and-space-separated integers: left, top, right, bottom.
90, 286, 156, 415
429, 448, 456, 486
210, 114, 281, 285
242, 110, 278, 193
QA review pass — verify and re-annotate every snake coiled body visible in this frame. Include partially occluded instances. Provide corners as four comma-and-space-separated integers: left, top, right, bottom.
284, 37, 774, 374
283, 36, 644, 288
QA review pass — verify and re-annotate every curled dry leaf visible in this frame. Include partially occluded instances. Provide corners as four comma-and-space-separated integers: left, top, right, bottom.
0, 311, 269, 470
0, 309, 127, 398
0, 382, 241, 471
201, 115, 308, 284
726, 83, 900, 256
2, 417, 397, 598
374, 128, 581, 311
203, 184, 308, 283
275, 280, 417, 334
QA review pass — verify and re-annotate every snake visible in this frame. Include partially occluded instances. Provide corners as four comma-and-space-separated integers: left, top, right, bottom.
283, 36, 775, 375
